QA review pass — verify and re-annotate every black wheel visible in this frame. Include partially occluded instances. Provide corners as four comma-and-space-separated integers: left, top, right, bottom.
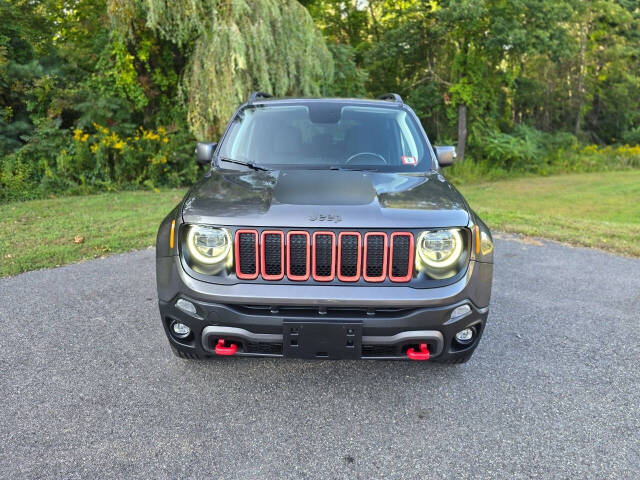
171, 345, 204, 360
432, 351, 474, 364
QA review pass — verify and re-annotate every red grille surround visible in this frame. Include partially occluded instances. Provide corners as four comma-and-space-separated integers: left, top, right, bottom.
286, 231, 311, 281
337, 232, 362, 282
234, 229, 259, 280
312, 231, 336, 281
260, 230, 285, 280
362, 232, 388, 282
235, 229, 414, 283
389, 232, 415, 282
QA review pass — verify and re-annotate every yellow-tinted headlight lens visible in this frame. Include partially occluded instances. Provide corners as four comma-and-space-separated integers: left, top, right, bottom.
186, 225, 231, 264
417, 229, 463, 268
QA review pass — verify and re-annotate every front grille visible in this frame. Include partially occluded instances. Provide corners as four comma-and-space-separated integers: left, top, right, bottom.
236, 229, 414, 283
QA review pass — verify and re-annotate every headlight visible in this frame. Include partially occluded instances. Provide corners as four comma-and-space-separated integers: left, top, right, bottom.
417, 229, 463, 269
186, 225, 231, 264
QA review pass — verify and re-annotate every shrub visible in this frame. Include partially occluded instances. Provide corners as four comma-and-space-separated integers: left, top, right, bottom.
448, 125, 639, 184
0, 123, 199, 202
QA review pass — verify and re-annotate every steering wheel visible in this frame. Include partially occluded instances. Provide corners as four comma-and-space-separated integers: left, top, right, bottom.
345, 152, 388, 165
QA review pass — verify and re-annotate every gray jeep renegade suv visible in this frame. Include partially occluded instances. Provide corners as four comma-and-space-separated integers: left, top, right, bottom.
156, 92, 493, 363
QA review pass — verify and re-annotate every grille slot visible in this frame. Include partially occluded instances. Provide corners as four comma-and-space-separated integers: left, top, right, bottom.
312, 232, 335, 281
235, 230, 258, 279
389, 232, 414, 282
261, 231, 284, 280
245, 341, 283, 355
287, 231, 310, 280
363, 232, 387, 282
362, 344, 397, 357
338, 232, 362, 281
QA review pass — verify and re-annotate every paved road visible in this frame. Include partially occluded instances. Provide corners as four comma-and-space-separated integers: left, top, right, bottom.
1, 236, 639, 479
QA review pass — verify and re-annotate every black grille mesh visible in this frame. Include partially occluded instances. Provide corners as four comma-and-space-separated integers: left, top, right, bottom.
237, 233, 257, 275
245, 342, 283, 355
314, 234, 333, 278
263, 234, 282, 276
365, 235, 385, 278
339, 235, 360, 278
362, 344, 397, 357
391, 235, 411, 278
288, 234, 308, 277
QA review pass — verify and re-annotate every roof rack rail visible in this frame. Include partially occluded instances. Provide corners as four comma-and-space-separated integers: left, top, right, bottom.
248, 91, 273, 104
377, 93, 403, 104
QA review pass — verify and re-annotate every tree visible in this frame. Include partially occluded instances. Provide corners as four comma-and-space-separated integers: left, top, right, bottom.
108, 0, 334, 138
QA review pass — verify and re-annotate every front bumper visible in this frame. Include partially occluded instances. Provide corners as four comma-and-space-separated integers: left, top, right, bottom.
160, 298, 488, 361
157, 256, 493, 362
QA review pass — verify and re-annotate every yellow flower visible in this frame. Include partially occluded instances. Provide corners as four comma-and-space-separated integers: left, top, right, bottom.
163, 137, 169, 144
73, 129, 83, 141
81, 134, 89, 143
113, 140, 125, 150
143, 130, 160, 141
90, 144, 99, 153
157, 126, 166, 135
93, 123, 109, 135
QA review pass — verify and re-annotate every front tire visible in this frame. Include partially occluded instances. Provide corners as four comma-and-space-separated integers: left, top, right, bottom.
432, 351, 475, 364
171, 345, 204, 360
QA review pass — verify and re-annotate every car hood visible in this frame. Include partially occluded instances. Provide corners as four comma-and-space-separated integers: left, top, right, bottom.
182, 169, 470, 228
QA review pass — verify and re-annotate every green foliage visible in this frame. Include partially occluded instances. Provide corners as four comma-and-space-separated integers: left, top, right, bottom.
307, 0, 640, 155
1, 0, 334, 202
322, 43, 368, 97
127, 0, 334, 138
1, 121, 197, 202
447, 127, 640, 184
2, 0, 640, 203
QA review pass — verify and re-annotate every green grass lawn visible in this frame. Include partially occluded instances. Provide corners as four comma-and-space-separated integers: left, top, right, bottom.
1, 189, 186, 277
1, 170, 639, 277
456, 170, 640, 257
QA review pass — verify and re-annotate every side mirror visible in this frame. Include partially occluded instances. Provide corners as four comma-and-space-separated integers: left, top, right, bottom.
434, 146, 457, 167
195, 142, 217, 166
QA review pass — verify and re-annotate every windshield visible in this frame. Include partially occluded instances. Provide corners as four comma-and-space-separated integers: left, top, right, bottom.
217, 103, 432, 172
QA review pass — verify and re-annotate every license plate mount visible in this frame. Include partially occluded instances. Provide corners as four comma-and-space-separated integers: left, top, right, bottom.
283, 321, 362, 359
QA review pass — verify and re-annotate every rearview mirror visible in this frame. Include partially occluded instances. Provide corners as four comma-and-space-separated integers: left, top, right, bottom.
434, 146, 457, 167
195, 142, 217, 166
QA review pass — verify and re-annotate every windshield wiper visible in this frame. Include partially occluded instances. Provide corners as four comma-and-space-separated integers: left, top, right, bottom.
328, 165, 379, 172
219, 157, 271, 172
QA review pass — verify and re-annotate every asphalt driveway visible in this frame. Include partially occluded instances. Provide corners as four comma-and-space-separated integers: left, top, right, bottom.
1, 236, 639, 479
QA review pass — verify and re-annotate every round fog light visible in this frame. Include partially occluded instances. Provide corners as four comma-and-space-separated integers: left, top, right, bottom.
171, 322, 191, 339
455, 328, 474, 344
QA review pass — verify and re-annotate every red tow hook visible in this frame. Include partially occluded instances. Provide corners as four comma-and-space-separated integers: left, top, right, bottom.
407, 343, 430, 361
215, 339, 237, 356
